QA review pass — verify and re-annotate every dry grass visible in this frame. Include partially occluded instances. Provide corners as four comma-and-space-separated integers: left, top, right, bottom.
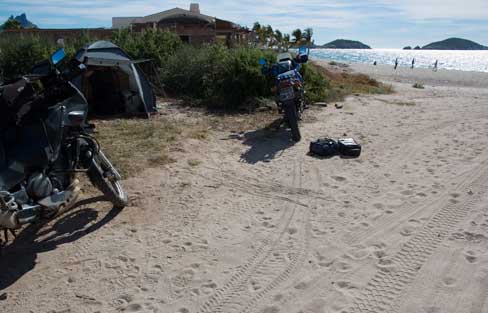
93, 117, 181, 177
312, 62, 394, 102
91, 108, 279, 178
206, 110, 280, 133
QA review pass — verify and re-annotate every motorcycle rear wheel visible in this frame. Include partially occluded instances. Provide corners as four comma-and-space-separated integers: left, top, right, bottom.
87, 150, 128, 209
283, 100, 301, 142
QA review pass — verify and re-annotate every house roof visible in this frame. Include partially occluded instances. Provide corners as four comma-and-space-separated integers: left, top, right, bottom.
137, 7, 215, 24
112, 7, 217, 28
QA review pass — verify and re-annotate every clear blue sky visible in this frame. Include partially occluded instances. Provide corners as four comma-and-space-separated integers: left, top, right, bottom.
1, 0, 488, 48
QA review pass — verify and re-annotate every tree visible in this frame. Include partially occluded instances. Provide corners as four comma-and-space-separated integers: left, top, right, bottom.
252, 22, 261, 32
265, 25, 273, 36
303, 27, 314, 43
283, 33, 291, 50
283, 33, 291, 44
292, 29, 303, 44
274, 29, 283, 43
2, 18, 21, 30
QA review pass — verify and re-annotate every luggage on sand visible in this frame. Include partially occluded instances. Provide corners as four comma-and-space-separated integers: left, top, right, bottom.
309, 138, 339, 157
337, 138, 362, 157
309, 137, 361, 158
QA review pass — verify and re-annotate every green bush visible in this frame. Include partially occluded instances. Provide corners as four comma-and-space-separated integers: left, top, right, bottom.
300, 63, 330, 103
0, 33, 95, 81
160, 44, 277, 110
112, 29, 182, 67
0, 36, 52, 80
0, 31, 332, 110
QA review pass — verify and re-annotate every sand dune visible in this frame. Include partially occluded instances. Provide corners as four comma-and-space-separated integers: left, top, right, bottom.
1, 63, 488, 313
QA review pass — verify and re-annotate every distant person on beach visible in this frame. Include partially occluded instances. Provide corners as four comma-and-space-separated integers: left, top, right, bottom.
373, 61, 377, 66
411, 58, 415, 69
394, 58, 399, 70
433, 60, 438, 72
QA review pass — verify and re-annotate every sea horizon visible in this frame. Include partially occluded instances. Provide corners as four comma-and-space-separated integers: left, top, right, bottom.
310, 48, 488, 73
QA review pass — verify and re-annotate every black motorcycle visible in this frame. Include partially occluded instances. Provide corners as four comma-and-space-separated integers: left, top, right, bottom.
0, 48, 127, 240
260, 47, 310, 142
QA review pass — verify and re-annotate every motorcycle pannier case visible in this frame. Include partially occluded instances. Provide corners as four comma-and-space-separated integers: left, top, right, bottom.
309, 138, 338, 157
337, 138, 361, 157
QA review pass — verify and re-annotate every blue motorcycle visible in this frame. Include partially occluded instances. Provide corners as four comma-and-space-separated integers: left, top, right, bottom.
260, 47, 309, 142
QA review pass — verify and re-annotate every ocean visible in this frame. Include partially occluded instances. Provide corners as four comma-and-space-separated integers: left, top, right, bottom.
310, 49, 488, 73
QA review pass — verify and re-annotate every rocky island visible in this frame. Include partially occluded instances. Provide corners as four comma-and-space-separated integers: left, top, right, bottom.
404, 38, 487, 50
320, 39, 371, 49
422, 38, 487, 50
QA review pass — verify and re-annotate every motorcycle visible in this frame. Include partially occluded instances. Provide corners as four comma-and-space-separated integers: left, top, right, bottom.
0, 48, 127, 242
260, 47, 310, 142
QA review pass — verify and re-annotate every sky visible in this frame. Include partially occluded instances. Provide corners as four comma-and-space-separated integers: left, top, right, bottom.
1, 0, 488, 48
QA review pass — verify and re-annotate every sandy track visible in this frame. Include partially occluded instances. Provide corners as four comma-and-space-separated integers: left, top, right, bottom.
1, 66, 488, 313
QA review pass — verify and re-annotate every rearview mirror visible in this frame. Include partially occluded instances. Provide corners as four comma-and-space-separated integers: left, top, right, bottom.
259, 58, 267, 66
50, 48, 66, 65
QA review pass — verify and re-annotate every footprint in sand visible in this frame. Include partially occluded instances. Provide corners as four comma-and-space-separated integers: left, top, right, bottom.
464, 250, 478, 264
376, 258, 397, 271
249, 279, 262, 292
332, 176, 347, 182
124, 303, 143, 312
346, 246, 370, 260
201, 281, 218, 294
442, 276, 457, 287
336, 261, 353, 273
334, 281, 357, 292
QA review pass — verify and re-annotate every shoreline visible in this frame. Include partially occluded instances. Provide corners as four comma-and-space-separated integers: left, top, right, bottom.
314, 59, 488, 88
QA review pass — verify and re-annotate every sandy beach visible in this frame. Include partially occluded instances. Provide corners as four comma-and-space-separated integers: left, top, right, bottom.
2, 62, 488, 313
348, 62, 488, 88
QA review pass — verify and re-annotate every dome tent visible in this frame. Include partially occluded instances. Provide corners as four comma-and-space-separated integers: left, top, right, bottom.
73, 41, 156, 117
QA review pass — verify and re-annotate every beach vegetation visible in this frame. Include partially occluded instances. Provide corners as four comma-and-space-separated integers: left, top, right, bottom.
413, 82, 425, 89
0, 29, 382, 112
311, 62, 394, 102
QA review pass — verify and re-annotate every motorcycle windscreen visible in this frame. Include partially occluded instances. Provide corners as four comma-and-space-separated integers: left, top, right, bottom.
8, 107, 64, 168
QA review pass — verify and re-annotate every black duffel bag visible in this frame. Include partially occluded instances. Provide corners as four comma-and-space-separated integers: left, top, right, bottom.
309, 138, 339, 157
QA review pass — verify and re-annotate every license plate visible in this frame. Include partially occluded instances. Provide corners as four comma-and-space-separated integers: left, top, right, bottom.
279, 87, 294, 101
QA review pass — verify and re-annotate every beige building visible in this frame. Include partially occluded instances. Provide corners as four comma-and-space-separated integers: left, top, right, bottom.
112, 3, 250, 46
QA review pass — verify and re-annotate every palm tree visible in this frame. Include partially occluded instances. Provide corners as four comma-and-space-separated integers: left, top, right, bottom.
283, 33, 291, 50
264, 25, 274, 41
274, 30, 283, 43
252, 22, 261, 32
303, 28, 314, 43
292, 29, 303, 44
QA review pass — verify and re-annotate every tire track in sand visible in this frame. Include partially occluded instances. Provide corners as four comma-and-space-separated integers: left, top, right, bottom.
198, 157, 311, 313
348, 163, 488, 313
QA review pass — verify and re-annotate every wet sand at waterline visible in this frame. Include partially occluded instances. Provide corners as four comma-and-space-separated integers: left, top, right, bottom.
2, 62, 488, 313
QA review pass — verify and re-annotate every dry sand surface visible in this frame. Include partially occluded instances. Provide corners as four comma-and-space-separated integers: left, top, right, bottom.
2, 63, 488, 313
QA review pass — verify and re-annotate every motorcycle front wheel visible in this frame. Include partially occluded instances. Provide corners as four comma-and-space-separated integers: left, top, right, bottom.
283, 100, 301, 142
87, 150, 128, 209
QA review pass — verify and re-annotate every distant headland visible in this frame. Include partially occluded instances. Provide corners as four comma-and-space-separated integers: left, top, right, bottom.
317, 39, 371, 49
404, 38, 488, 50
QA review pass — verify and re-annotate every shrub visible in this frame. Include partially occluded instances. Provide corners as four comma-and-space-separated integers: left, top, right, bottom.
0, 33, 96, 81
300, 63, 330, 103
0, 36, 53, 80
160, 44, 276, 110
112, 29, 182, 67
